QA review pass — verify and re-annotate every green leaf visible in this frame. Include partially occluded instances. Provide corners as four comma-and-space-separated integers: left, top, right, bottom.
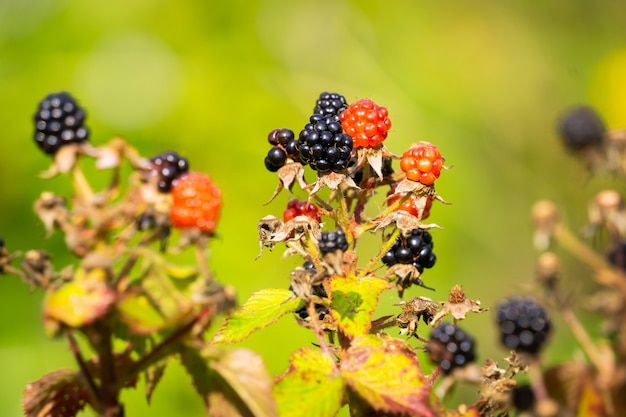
44, 278, 116, 327
117, 292, 191, 335
180, 344, 278, 417
145, 363, 167, 404
340, 334, 434, 417
329, 275, 390, 339
22, 369, 96, 417
274, 347, 344, 417
163, 262, 199, 280
212, 288, 301, 344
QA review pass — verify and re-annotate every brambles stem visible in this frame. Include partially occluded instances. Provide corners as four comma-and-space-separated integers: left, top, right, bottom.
65, 330, 99, 406
359, 227, 401, 277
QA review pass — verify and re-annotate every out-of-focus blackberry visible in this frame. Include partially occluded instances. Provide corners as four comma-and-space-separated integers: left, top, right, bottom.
607, 241, 626, 272
313, 92, 348, 122
558, 106, 606, 152
33, 92, 89, 155
319, 229, 349, 254
265, 128, 300, 172
495, 296, 551, 354
512, 384, 535, 412
427, 322, 476, 374
298, 114, 353, 173
291, 262, 329, 321
381, 229, 436, 273
149, 151, 190, 193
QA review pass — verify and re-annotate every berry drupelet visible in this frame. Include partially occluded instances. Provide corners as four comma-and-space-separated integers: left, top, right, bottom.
495, 296, 551, 354
313, 92, 348, 122
558, 105, 606, 152
427, 322, 476, 374
319, 229, 349, 254
149, 151, 190, 193
33, 92, 89, 155
265, 128, 299, 172
298, 114, 353, 174
382, 229, 437, 273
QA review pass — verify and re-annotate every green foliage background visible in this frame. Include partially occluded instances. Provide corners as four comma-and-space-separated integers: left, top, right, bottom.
1, 1, 625, 415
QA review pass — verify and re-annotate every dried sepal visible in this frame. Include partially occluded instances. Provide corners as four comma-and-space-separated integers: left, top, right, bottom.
531, 200, 560, 251
373, 210, 441, 235
307, 171, 358, 197
38, 143, 83, 177
82, 137, 152, 170
256, 214, 322, 260
384, 263, 434, 297
289, 266, 328, 303
395, 296, 439, 338
586, 190, 626, 242
352, 144, 399, 180
504, 350, 529, 376
34, 192, 68, 237
430, 284, 487, 326
264, 162, 308, 205
21, 249, 56, 290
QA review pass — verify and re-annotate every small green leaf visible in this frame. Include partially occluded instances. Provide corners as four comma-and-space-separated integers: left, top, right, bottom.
341, 334, 434, 417
274, 348, 344, 417
117, 292, 190, 335
44, 279, 116, 327
329, 275, 390, 339
163, 263, 199, 280
212, 288, 301, 344
22, 369, 95, 417
180, 344, 278, 417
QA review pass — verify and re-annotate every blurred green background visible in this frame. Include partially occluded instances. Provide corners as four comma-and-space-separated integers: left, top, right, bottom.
1, 0, 626, 415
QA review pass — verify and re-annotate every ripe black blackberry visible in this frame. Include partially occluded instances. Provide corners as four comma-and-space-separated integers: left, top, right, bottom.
298, 114, 353, 173
495, 296, 551, 354
319, 229, 349, 254
512, 384, 535, 412
381, 229, 437, 273
427, 322, 476, 374
558, 105, 606, 152
265, 128, 300, 172
313, 92, 348, 122
607, 240, 626, 272
33, 92, 89, 155
149, 151, 190, 193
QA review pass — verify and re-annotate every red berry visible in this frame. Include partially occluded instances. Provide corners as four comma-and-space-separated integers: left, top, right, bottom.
387, 184, 433, 219
283, 199, 320, 222
400, 142, 444, 185
340, 99, 391, 148
170, 172, 222, 234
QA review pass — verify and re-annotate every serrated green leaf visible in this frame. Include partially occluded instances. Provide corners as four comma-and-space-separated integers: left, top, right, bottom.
274, 348, 344, 417
341, 334, 434, 417
329, 275, 391, 339
180, 344, 278, 417
212, 288, 301, 344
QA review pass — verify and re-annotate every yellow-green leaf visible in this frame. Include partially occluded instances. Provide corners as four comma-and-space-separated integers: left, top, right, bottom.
329, 275, 391, 339
274, 348, 344, 417
117, 293, 190, 335
163, 263, 199, 280
212, 288, 301, 344
44, 280, 116, 327
340, 334, 434, 417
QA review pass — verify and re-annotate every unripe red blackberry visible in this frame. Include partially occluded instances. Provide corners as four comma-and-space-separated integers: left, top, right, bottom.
427, 322, 476, 374
298, 114, 353, 173
313, 92, 348, 122
283, 199, 321, 222
319, 229, 349, 254
558, 105, 606, 151
149, 151, 190, 193
495, 296, 551, 354
33, 92, 89, 155
382, 229, 436, 273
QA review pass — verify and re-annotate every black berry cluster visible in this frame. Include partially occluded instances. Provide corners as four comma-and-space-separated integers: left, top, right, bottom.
149, 151, 189, 193
319, 229, 349, 254
382, 229, 436, 273
313, 92, 348, 122
427, 322, 476, 374
264, 128, 299, 172
33, 92, 89, 155
298, 114, 353, 174
495, 296, 551, 354
558, 105, 606, 152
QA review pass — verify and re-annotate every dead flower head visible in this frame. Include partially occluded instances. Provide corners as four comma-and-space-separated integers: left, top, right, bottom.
431, 284, 487, 326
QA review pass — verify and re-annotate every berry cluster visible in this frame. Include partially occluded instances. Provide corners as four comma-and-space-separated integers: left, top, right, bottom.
340, 99, 391, 148
495, 296, 551, 354
297, 114, 353, 173
319, 229, 349, 254
427, 322, 476, 374
387, 184, 433, 220
33, 92, 89, 155
400, 142, 444, 185
149, 151, 190, 193
283, 199, 321, 222
313, 92, 348, 122
264, 128, 299, 172
558, 105, 606, 151
382, 229, 437, 273
170, 172, 223, 234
